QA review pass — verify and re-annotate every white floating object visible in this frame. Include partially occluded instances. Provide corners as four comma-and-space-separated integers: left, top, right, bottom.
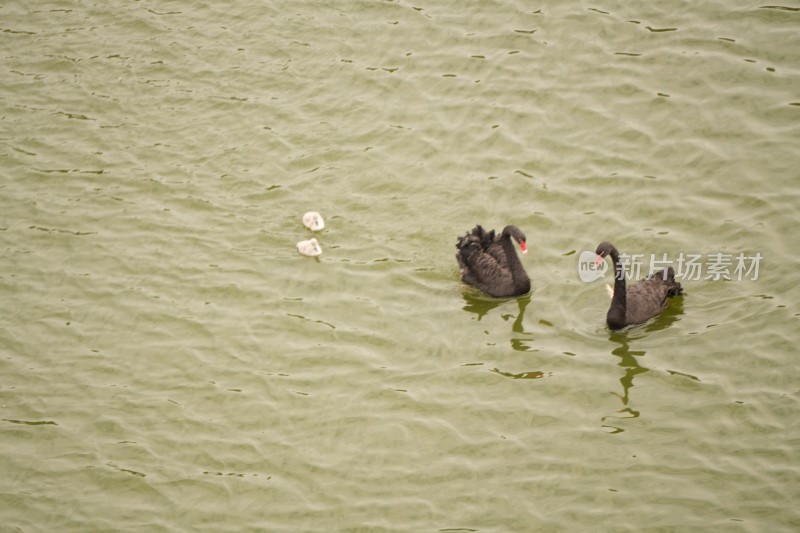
606, 284, 614, 299
302, 211, 325, 231
297, 238, 322, 257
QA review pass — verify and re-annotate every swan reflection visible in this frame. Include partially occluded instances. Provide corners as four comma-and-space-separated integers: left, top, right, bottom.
461, 292, 533, 352
600, 298, 685, 433
601, 334, 647, 434
460, 291, 504, 320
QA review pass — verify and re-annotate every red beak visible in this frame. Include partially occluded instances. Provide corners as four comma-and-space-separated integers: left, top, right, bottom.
594, 254, 603, 266
519, 240, 528, 254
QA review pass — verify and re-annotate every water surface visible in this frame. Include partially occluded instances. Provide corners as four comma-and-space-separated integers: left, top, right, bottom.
1, 1, 799, 531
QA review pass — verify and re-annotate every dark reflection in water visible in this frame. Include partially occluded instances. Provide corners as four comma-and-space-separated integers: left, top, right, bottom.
508, 293, 531, 334
460, 291, 504, 319
461, 292, 533, 352
490, 367, 545, 380
602, 334, 648, 434
506, 293, 532, 351
642, 296, 685, 334
461, 292, 543, 378
601, 298, 685, 433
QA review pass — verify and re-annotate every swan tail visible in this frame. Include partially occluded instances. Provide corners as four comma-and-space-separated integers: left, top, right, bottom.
455, 228, 484, 271
660, 266, 684, 297
456, 225, 496, 251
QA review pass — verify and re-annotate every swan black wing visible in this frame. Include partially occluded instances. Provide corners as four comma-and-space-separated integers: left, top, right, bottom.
625, 268, 683, 325
463, 252, 516, 297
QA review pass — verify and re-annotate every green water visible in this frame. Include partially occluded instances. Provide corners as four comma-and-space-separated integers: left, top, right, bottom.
1, 1, 798, 531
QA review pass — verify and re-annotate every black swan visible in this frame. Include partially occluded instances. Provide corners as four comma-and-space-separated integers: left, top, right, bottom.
456, 225, 531, 298
595, 241, 684, 330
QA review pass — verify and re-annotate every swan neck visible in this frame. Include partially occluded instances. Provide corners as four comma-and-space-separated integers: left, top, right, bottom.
610, 250, 626, 308
502, 232, 529, 288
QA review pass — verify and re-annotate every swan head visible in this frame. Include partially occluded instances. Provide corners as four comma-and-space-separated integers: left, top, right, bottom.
502, 225, 528, 254
297, 238, 322, 257
594, 241, 618, 263
302, 211, 325, 231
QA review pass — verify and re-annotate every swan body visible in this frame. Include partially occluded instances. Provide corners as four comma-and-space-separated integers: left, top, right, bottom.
302, 211, 325, 231
455, 225, 531, 298
297, 238, 322, 257
595, 241, 683, 330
